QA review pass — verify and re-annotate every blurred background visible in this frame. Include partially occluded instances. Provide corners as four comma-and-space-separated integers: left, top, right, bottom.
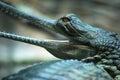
0, 0, 120, 79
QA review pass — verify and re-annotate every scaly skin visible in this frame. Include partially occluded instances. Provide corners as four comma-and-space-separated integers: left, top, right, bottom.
2, 60, 113, 80
0, 1, 120, 80
56, 14, 120, 79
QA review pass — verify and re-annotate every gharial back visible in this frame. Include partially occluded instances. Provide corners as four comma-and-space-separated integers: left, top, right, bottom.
2, 60, 113, 80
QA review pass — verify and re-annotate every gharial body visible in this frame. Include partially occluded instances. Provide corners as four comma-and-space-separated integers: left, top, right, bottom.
0, 1, 120, 80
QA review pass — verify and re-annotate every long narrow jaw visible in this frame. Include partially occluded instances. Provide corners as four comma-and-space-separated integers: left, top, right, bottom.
0, 1, 56, 31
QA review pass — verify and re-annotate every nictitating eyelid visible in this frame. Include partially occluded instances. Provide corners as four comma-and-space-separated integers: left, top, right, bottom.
69, 23, 80, 35
65, 22, 88, 40
64, 25, 70, 32
65, 22, 80, 36
61, 18, 89, 40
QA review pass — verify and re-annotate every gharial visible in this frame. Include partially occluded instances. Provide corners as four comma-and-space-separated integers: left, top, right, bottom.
0, 1, 120, 80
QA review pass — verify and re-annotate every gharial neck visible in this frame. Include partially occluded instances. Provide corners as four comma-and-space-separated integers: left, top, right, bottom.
82, 45, 120, 79
98, 49, 120, 79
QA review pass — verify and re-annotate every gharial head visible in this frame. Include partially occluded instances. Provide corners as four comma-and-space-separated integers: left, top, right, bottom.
55, 14, 120, 57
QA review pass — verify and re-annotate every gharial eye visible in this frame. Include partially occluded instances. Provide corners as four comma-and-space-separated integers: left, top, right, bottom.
61, 17, 71, 22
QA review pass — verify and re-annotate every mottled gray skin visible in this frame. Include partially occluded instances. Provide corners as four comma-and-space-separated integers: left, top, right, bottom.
0, 1, 120, 80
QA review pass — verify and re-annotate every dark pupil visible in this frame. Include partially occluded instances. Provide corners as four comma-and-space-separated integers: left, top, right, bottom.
61, 17, 71, 22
